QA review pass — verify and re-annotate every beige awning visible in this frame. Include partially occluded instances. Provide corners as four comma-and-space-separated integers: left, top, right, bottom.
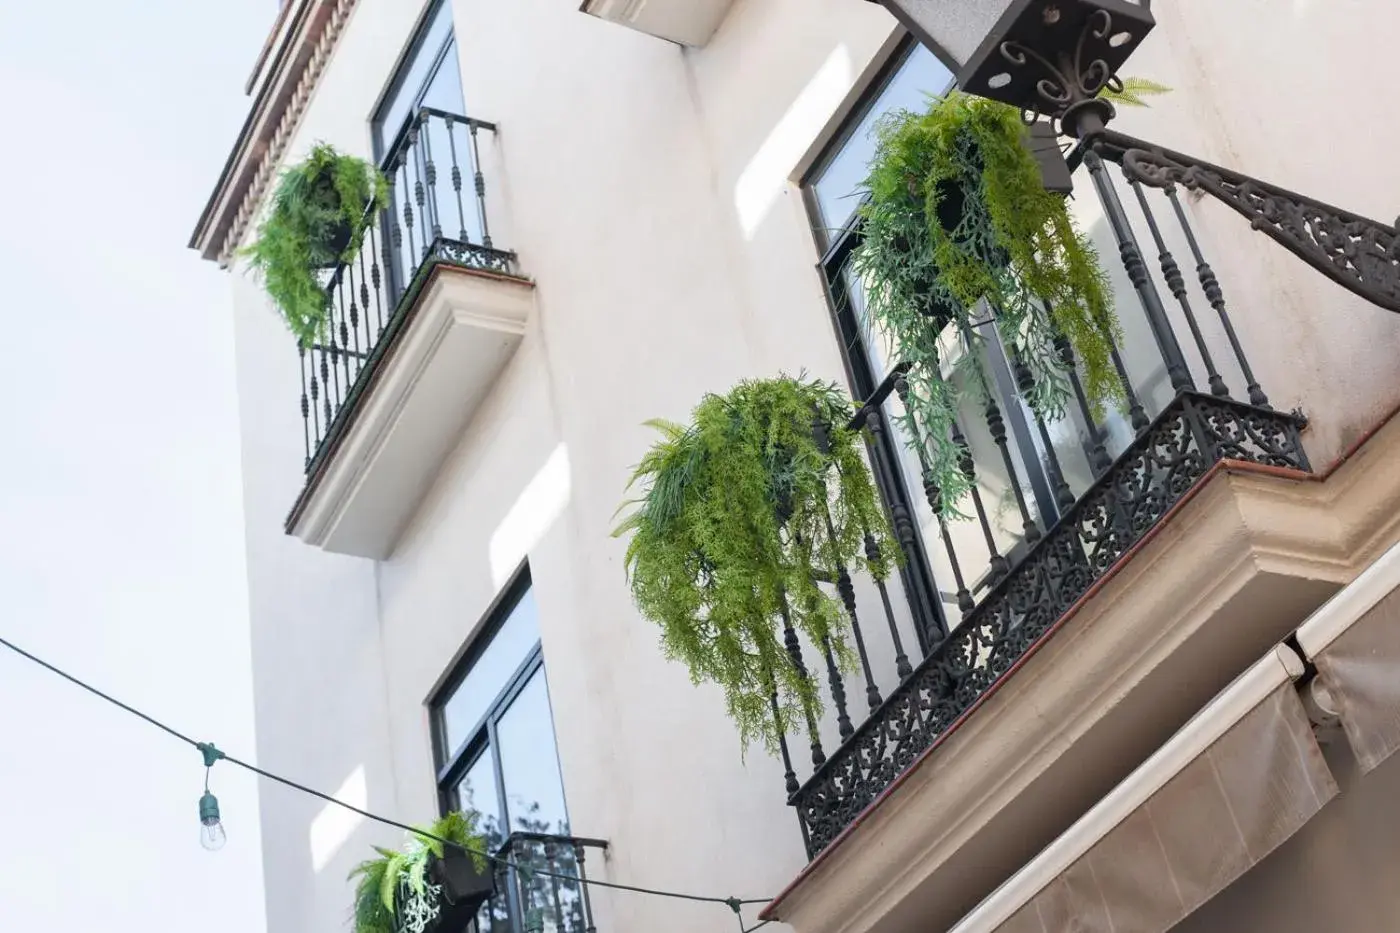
949, 538, 1400, 933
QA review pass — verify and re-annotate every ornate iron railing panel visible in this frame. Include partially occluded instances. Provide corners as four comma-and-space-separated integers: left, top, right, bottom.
785, 122, 1319, 858
295, 107, 518, 478
790, 392, 1305, 855
471, 833, 608, 933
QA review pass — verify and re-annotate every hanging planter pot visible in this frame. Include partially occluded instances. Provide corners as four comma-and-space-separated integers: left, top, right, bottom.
394, 853, 497, 933
305, 171, 357, 270
613, 375, 897, 753
241, 143, 389, 344
851, 92, 1120, 517
350, 811, 492, 933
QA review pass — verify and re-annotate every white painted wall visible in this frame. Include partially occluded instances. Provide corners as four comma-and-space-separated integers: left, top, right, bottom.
221, 3, 1400, 933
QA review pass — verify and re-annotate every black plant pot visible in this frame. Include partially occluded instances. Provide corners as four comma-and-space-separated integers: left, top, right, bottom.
432, 852, 496, 908
396, 854, 497, 933
307, 173, 356, 270
915, 122, 1071, 321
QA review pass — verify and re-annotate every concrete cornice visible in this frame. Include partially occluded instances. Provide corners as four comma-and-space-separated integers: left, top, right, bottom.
188, 0, 360, 267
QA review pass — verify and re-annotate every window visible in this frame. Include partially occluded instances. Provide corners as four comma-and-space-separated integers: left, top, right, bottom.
372, 0, 465, 157
371, 0, 480, 290
802, 36, 1101, 630
430, 569, 570, 850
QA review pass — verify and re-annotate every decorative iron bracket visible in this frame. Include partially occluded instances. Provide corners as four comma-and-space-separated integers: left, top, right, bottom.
1092, 128, 1400, 315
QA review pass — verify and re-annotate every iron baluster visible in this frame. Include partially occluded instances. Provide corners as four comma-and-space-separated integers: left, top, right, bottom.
1129, 177, 1229, 397
778, 592, 824, 767
469, 122, 493, 249
863, 406, 939, 642
952, 417, 1009, 581
1110, 338, 1149, 430
867, 532, 913, 674
820, 505, 881, 710
574, 843, 598, 933
1011, 351, 1075, 511
398, 155, 417, 271
411, 119, 430, 258
444, 115, 470, 242
338, 270, 355, 383
894, 374, 975, 616
1101, 128, 1400, 317
368, 222, 387, 335
297, 342, 311, 471
1051, 331, 1112, 475
957, 318, 1041, 544
419, 112, 442, 244
819, 636, 854, 741
308, 347, 322, 451
769, 678, 800, 795
1165, 184, 1270, 409
544, 840, 565, 933
317, 345, 331, 432
1084, 147, 1195, 394
355, 244, 371, 358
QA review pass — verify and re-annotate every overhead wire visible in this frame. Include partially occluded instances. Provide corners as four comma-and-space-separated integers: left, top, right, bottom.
0, 633, 776, 916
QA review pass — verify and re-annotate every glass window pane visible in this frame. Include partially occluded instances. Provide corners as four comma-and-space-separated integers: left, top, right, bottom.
441, 589, 541, 755
373, 0, 461, 153
811, 44, 955, 237
456, 751, 504, 849
496, 668, 569, 836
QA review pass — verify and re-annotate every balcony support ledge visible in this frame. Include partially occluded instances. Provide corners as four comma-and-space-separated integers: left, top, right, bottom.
287, 262, 535, 559
763, 406, 1400, 933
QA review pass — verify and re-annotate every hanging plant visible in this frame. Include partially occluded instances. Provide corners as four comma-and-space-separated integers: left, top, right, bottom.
852, 92, 1120, 515
242, 143, 390, 344
612, 375, 896, 752
350, 811, 492, 933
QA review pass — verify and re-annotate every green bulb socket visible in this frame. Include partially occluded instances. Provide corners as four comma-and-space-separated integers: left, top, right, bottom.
199, 791, 221, 825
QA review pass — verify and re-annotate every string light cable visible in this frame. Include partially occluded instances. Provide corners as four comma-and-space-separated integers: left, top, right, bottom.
0, 633, 774, 923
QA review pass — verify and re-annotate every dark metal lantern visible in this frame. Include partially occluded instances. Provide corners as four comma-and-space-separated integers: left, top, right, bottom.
957, 0, 1156, 118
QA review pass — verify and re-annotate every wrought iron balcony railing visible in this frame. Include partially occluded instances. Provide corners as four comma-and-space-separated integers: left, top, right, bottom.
296, 107, 518, 477
469, 833, 607, 933
783, 136, 1311, 858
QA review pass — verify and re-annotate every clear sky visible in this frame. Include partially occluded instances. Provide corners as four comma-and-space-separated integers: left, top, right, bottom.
0, 1, 274, 929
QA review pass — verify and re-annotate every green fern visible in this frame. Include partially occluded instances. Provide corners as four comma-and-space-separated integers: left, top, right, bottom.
348, 811, 489, 933
1099, 76, 1172, 108
613, 375, 896, 752
240, 143, 389, 344
853, 92, 1121, 516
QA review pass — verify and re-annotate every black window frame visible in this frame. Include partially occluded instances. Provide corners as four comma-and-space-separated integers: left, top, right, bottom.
427, 566, 569, 844
369, 0, 466, 299
799, 35, 1065, 626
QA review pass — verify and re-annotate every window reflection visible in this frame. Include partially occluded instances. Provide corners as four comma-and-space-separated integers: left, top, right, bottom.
441, 588, 541, 756
810, 45, 954, 239
497, 670, 569, 836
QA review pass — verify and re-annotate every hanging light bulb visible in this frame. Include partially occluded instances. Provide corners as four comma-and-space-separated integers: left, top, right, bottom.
196, 741, 228, 852
199, 791, 228, 850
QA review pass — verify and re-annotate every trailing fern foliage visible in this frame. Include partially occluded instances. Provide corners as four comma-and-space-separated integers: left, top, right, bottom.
852, 92, 1120, 515
349, 810, 489, 933
1100, 76, 1172, 108
242, 143, 389, 344
613, 376, 895, 752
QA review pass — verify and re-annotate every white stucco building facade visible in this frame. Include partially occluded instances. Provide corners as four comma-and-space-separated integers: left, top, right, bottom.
195, 3, 1400, 933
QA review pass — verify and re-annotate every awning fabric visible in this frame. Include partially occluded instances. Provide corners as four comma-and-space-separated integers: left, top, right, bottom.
987, 683, 1335, 933
953, 539, 1400, 933
1310, 583, 1400, 774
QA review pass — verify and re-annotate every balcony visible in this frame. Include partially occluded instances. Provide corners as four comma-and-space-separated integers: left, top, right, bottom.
466, 833, 607, 933
763, 134, 1331, 928
286, 107, 533, 558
